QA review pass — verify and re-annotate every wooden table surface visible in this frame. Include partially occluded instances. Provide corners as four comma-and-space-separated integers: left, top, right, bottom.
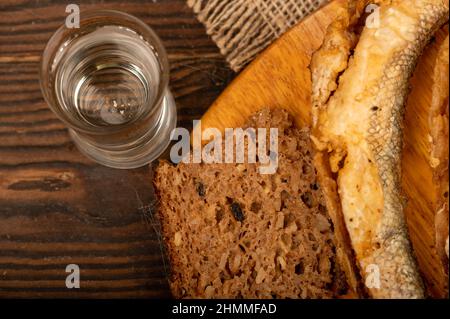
0, 0, 234, 298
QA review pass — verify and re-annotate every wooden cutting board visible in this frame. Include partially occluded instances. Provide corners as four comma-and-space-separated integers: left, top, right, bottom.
199, 0, 449, 297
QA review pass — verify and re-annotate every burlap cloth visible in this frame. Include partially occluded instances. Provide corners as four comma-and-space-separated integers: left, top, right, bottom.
187, 0, 328, 71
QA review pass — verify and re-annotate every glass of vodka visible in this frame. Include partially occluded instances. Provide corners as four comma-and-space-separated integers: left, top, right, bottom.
40, 10, 177, 169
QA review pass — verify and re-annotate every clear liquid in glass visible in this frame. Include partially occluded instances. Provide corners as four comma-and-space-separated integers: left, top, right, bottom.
54, 25, 164, 128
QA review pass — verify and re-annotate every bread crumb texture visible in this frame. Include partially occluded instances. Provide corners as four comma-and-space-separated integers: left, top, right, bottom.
154, 108, 347, 298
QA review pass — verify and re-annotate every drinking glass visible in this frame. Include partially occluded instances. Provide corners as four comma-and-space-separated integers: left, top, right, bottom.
40, 10, 177, 169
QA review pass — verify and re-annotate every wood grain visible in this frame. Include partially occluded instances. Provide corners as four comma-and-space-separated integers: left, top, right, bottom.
200, 0, 344, 133
403, 27, 449, 298
0, 0, 234, 298
200, 0, 448, 298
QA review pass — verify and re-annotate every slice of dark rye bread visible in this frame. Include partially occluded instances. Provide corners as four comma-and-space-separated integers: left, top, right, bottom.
154, 108, 349, 299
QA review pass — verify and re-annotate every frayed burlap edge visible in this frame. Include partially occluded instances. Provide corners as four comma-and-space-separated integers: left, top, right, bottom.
187, 0, 328, 71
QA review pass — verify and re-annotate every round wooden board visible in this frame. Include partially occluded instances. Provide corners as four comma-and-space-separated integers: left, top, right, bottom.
200, 0, 449, 298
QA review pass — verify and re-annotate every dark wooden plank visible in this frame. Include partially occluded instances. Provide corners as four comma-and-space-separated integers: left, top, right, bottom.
0, 0, 234, 298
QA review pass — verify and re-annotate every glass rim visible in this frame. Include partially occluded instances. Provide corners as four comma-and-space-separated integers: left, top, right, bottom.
39, 9, 170, 135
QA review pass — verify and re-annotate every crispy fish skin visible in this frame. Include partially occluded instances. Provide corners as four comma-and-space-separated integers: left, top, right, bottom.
310, 0, 367, 122
311, 0, 449, 298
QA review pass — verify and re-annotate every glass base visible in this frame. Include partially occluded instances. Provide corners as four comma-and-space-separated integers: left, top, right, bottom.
69, 90, 177, 169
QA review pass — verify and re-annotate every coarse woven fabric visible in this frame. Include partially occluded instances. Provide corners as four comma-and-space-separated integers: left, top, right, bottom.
187, 0, 328, 71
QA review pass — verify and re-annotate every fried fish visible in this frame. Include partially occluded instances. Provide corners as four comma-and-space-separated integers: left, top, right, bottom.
311, 0, 449, 298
